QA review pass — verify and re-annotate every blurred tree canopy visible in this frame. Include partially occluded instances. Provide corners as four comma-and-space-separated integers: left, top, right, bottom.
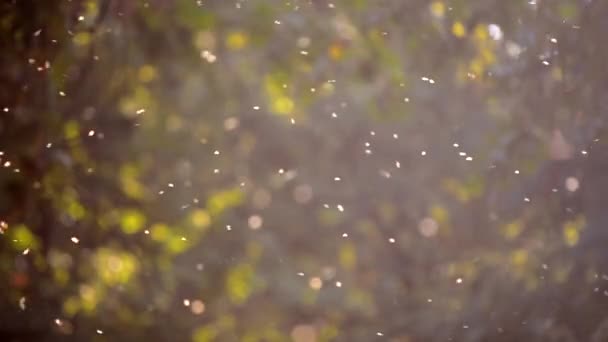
2, 0, 608, 341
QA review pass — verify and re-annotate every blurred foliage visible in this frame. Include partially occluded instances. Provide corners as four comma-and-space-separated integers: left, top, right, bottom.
2, 0, 608, 341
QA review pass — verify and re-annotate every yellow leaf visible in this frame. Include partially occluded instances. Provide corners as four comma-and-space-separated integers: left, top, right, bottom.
63, 296, 81, 316
166, 234, 191, 254
79, 284, 99, 313
452, 21, 467, 38
151, 223, 171, 242
190, 209, 211, 229
339, 242, 357, 270
226, 31, 248, 50
95, 249, 138, 285
442, 178, 469, 202
430, 205, 449, 226
328, 43, 344, 60
226, 263, 254, 304
64, 120, 80, 140
480, 47, 496, 64
502, 220, 524, 240
318, 209, 343, 227
11, 224, 38, 250
67, 200, 86, 220
120, 209, 146, 234
207, 187, 244, 216
271, 96, 294, 115
120, 165, 145, 199
73, 32, 91, 46
564, 227, 579, 247
430, 1, 445, 18
138, 65, 158, 83
469, 58, 484, 75
192, 326, 218, 342
473, 24, 489, 42
552, 66, 563, 81
510, 249, 528, 266
563, 216, 585, 247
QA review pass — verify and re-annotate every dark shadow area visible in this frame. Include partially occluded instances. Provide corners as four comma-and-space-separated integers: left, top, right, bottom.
2, 0, 608, 341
